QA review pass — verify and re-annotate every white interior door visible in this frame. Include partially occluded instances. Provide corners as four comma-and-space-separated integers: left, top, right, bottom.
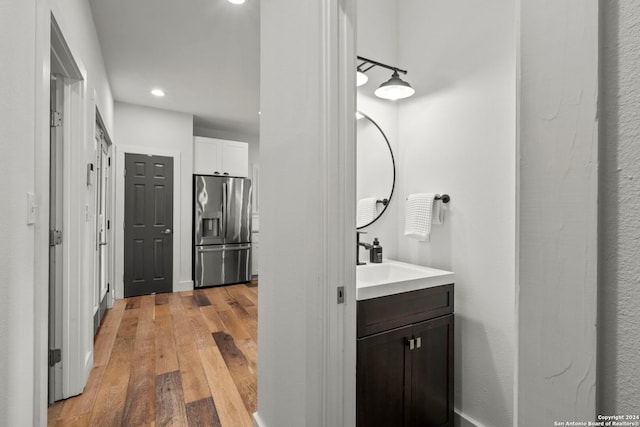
48, 73, 64, 405
94, 125, 111, 334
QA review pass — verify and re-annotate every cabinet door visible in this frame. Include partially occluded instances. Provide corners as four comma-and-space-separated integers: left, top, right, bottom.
409, 314, 454, 427
221, 141, 248, 177
194, 137, 223, 175
357, 325, 412, 427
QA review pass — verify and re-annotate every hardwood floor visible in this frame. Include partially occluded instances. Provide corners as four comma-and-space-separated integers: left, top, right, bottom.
48, 283, 258, 427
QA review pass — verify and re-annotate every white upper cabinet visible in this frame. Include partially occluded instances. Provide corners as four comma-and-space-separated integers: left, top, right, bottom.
194, 136, 249, 177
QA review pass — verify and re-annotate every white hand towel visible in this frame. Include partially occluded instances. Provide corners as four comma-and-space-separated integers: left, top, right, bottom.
357, 197, 378, 228
404, 193, 437, 241
432, 194, 445, 225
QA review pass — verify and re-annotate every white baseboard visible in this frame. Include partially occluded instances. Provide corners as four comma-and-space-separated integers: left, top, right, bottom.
175, 280, 193, 292
252, 411, 265, 427
454, 409, 485, 427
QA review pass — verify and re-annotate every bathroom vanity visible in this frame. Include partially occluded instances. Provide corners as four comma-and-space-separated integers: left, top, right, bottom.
356, 261, 454, 427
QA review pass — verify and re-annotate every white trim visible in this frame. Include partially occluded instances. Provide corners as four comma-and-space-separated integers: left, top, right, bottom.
319, 0, 357, 425
454, 409, 486, 427
113, 145, 182, 299
256, 1, 355, 425
513, 0, 522, 423
61, 72, 93, 399
34, 2, 51, 425
176, 280, 194, 292
251, 164, 259, 213
48, 10, 94, 402
252, 412, 265, 427
93, 105, 115, 310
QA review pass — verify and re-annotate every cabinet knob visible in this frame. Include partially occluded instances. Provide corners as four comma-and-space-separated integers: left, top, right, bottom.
223, 172, 229, 176
408, 338, 415, 350
416, 337, 422, 349
214, 171, 220, 175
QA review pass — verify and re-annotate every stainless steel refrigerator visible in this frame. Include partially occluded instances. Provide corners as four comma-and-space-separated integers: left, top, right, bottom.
193, 175, 252, 288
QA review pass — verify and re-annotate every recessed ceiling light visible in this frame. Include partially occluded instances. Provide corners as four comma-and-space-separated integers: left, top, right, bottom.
151, 89, 165, 97
228, 0, 245, 4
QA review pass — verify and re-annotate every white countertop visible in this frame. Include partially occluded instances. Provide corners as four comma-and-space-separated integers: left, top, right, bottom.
356, 259, 454, 301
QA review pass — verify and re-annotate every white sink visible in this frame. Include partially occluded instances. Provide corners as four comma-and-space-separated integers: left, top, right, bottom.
356, 259, 454, 300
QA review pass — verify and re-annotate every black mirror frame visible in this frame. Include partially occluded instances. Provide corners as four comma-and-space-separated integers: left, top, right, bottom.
356, 111, 396, 230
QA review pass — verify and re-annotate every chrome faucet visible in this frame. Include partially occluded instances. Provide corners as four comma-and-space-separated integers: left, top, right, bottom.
357, 231, 372, 266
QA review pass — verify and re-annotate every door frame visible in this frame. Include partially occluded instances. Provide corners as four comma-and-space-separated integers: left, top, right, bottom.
113, 145, 182, 299
51, 16, 94, 403
255, 0, 356, 426
93, 112, 113, 322
35, 9, 94, 415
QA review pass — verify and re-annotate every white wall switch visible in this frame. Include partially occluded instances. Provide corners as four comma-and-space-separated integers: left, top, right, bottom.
26, 192, 37, 225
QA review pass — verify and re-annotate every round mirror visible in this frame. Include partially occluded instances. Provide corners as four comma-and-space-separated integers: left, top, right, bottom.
357, 111, 396, 229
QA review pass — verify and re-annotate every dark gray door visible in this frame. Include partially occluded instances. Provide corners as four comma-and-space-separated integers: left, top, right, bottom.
124, 153, 173, 297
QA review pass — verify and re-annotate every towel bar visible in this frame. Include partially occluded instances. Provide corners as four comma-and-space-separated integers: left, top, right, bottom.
405, 194, 451, 203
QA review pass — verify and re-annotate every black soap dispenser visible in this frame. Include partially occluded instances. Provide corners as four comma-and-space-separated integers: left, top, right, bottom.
370, 238, 383, 263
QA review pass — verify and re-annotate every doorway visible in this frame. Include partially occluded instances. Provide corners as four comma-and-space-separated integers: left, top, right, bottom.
94, 121, 112, 332
48, 73, 64, 405
123, 153, 174, 297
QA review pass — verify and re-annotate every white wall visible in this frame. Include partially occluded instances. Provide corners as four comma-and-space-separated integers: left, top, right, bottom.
394, 1, 516, 425
49, 1, 115, 396
0, 1, 38, 424
52, 0, 114, 136
599, 0, 640, 415
257, 0, 356, 425
517, 0, 598, 424
114, 102, 194, 292
0, 0, 114, 424
356, 0, 399, 261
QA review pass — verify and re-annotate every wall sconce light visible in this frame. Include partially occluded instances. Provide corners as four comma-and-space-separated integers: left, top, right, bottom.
357, 55, 415, 100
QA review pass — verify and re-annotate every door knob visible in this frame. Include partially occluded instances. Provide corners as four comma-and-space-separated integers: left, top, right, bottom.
161, 228, 172, 235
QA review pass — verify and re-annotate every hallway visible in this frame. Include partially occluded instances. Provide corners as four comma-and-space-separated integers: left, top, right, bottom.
48, 284, 258, 427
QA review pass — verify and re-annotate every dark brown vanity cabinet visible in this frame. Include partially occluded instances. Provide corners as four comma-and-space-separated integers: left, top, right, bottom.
357, 285, 454, 427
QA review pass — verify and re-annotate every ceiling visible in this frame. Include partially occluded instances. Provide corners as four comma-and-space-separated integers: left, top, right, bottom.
89, 0, 260, 138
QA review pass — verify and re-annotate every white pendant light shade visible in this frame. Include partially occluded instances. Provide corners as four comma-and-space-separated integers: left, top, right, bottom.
374, 71, 415, 100
356, 71, 368, 87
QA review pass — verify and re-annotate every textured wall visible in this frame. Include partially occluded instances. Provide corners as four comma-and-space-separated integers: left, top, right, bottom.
518, 0, 598, 423
598, 0, 640, 414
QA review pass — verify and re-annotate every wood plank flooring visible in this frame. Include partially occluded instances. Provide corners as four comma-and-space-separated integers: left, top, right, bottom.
48, 283, 258, 427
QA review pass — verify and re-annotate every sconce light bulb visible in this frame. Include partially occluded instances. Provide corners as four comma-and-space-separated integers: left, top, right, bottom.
357, 71, 368, 87
374, 71, 415, 100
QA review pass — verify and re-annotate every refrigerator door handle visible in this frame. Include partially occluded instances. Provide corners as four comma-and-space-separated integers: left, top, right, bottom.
222, 181, 228, 239
197, 244, 251, 253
